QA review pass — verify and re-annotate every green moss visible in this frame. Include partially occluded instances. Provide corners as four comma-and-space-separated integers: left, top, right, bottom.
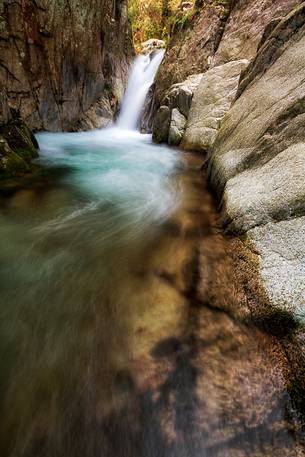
0, 136, 30, 179
0, 118, 38, 180
0, 123, 38, 161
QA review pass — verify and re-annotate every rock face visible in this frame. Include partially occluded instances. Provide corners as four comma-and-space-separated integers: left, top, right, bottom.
181, 59, 248, 152
155, 0, 300, 107
168, 108, 187, 146
154, 1, 230, 105
152, 74, 202, 144
0, 0, 133, 132
212, 0, 300, 66
152, 106, 171, 144
248, 217, 305, 314
209, 3, 305, 315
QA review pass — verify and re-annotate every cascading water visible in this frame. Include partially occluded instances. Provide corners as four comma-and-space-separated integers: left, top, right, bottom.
117, 50, 165, 130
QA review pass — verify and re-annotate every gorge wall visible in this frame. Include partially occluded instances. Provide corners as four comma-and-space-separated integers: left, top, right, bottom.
0, 0, 133, 179
152, 0, 305, 400
0, 0, 133, 132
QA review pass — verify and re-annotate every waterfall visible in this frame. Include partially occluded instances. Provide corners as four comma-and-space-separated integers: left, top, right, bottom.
117, 50, 165, 131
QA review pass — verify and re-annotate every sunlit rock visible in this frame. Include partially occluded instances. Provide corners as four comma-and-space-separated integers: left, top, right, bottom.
181, 59, 249, 152
141, 39, 165, 55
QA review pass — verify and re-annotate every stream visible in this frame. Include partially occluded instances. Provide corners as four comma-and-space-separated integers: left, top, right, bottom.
0, 51, 302, 456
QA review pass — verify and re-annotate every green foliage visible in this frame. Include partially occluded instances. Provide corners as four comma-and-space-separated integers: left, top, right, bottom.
128, 0, 181, 51
169, 8, 196, 33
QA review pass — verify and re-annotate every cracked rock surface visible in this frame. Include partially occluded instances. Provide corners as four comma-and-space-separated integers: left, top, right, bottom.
209, 3, 305, 315
0, 0, 133, 132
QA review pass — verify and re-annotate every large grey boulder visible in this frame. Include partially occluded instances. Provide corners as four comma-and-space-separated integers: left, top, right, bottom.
209, 4, 305, 315
181, 60, 249, 152
248, 217, 305, 316
222, 143, 305, 234
165, 74, 203, 117
168, 109, 187, 146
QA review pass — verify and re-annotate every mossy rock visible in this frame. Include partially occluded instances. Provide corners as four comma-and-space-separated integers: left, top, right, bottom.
0, 121, 38, 161
0, 136, 30, 178
0, 118, 38, 180
0, 118, 38, 179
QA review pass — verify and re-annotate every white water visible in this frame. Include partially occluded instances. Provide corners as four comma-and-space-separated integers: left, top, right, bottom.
117, 50, 165, 130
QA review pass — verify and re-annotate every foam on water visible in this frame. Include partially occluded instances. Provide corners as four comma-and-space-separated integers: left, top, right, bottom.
36, 128, 180, 233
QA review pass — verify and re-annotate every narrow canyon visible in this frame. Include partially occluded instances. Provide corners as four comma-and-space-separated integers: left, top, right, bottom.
0, 0, 304, 456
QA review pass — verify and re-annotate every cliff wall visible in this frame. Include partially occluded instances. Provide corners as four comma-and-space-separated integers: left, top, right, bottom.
0, 0, 133, 132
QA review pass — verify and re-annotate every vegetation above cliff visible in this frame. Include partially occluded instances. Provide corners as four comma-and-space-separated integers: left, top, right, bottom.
128, 0, 231, 51
129, 0, 191, 50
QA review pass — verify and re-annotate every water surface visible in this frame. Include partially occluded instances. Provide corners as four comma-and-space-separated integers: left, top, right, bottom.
0, 129, 301, 456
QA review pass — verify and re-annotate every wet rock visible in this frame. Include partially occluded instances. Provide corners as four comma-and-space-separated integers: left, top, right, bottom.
0, 116, 38, 179
0, 136, 29, 178
152, 106, 171, 144
140, 85, 156, 134
169, 109, 187, 146
181, 59, 249, 152
70, 95, 114, 131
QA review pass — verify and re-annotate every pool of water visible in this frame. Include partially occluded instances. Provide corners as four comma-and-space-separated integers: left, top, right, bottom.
0, 129, 301, 456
